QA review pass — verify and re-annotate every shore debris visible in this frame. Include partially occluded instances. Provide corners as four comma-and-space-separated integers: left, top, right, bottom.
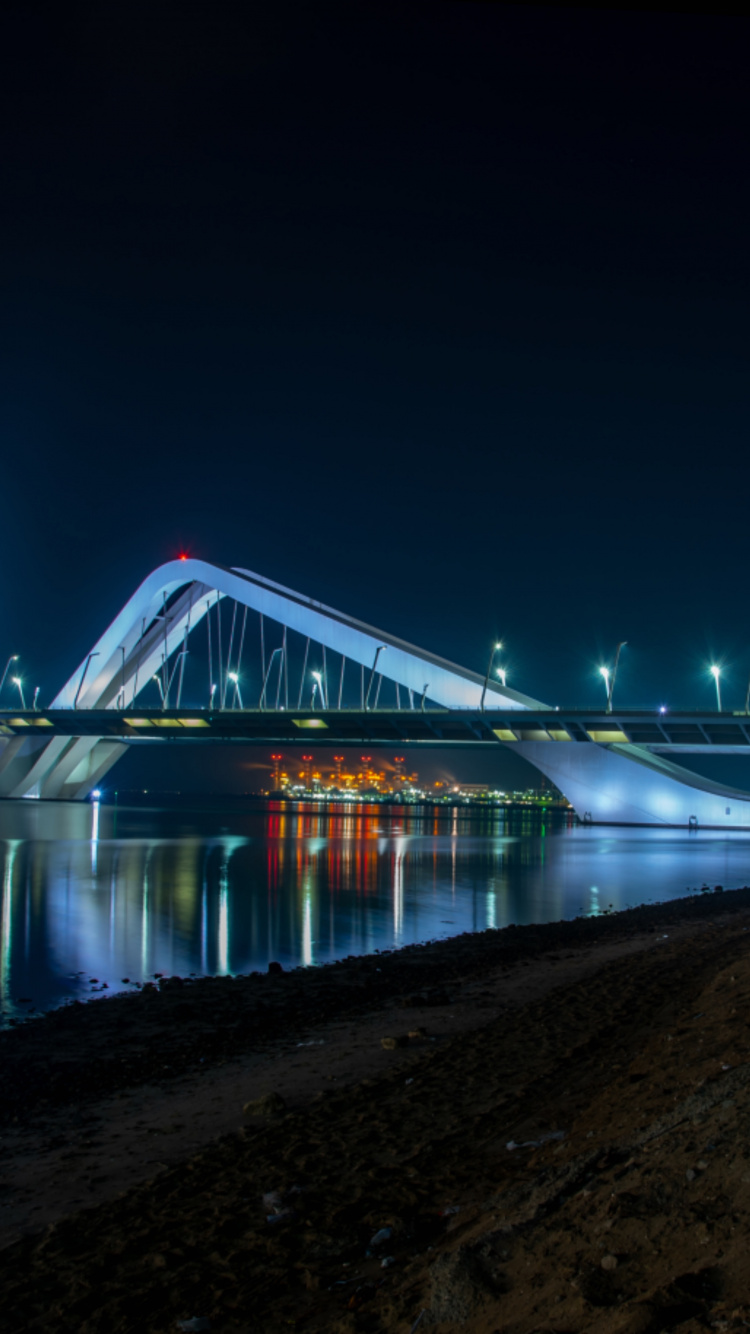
242, 1092, 287, 1118
506, 1130, 565, 1151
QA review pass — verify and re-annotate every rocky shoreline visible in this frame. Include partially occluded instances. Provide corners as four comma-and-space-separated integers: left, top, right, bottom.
3, 886, 750, 1330
3, 883, 747, 1125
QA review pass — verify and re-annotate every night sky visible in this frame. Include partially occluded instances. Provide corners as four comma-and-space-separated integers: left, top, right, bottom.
1, 3, 748, 790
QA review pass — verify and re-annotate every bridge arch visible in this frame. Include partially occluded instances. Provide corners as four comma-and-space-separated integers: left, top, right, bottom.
0, 558, 542, 800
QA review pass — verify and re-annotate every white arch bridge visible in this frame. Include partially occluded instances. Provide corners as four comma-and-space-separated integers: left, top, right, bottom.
2, 557, 750, 826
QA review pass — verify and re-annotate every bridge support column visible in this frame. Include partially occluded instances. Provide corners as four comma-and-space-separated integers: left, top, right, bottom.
0, 734, 60, 799
510, 740, 750, 828
41, 739, 129, 801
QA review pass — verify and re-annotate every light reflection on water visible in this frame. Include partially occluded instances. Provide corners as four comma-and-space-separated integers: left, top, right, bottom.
0, 799, 748, 1024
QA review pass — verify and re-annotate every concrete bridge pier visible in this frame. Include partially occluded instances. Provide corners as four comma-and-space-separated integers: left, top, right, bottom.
512, 739, 750, 828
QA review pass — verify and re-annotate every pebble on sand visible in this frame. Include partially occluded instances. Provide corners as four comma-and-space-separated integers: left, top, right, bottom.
242, 1092, 287, 1118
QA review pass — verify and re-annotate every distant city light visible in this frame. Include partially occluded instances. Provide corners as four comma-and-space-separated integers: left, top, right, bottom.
91, 789, 101, 799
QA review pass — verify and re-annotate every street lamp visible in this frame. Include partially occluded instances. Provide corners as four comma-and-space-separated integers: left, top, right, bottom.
496, 666, 507, 689
12, 676, 26, 709
152, 674, 165, 705
118, 646, 126, 710
259, 646, 283, 710
228, 671, 243, 709
481, 642, 503, 712
710, 665, 722, 712
209, 682, 217, 709
311, 669, 328, 709
0, 655, 18, 699
609, 641, 627, 712
364, 646, 387, 710
599, 666, 610, 707
74, 650, 100, 709
32, 687, 40, 711
599, 642, 627, 712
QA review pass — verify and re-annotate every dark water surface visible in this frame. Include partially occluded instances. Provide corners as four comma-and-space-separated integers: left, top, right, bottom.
1, 798, 749, 1025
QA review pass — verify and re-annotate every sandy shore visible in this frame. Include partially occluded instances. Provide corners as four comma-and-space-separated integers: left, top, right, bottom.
3, 887, 750, 1331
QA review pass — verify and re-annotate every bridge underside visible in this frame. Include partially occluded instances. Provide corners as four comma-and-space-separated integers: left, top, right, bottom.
3, 556, 750, 824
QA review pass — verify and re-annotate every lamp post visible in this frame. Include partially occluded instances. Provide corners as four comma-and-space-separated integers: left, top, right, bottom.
599, 642, 627, 711
364, 646, 387, 710
12, 677, 26, 709
0, 655, 18, 699
710, 665, 722, 712
74, 651, 99, 709
152, 674, 165, 705
599, 666, 610, 707
312, 670, 326, 710
32, 687, 40, 711
608, 641, 627, 712
116, 645, 125, 709
259, 646, 283, 710
228, 671, 243, 709
481, 642, 503, 712
209, 682, 217, 709
496, 666, 507, 688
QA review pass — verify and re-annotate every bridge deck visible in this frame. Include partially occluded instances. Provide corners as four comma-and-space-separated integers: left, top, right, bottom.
3, 709, 750, 752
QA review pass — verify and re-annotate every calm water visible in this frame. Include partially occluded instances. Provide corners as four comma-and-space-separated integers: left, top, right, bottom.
1, 798, 748, 1026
